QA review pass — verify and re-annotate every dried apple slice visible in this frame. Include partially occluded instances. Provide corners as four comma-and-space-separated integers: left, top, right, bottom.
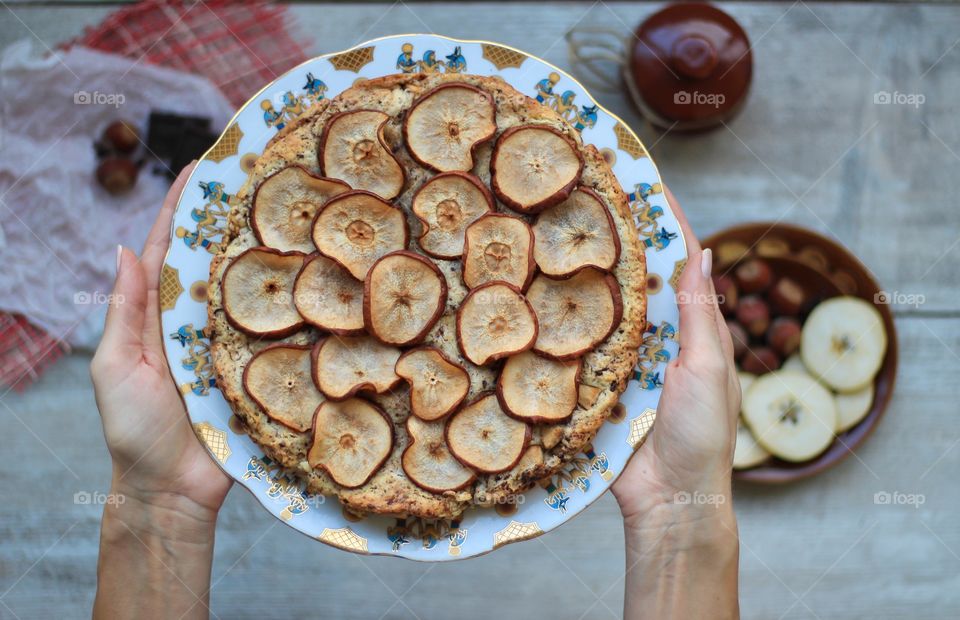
308, 398, 393, 488
311, 190, 408, 280
462, 213, 535, 290
395, 347, 470, 421
293, 254, 364, 334
412, 171, 493, 259
402, 416, 476, 493
527, 269, 623, 360
533, 187, 621, 276
490, 125, 583, 214
497, 351, 581, 423
251, 166, 350, 252
221, 247, 305, 337
243, 344, 324, 432
318, 110, 404, 200
363, 251, 447, 346
446, 393, 530, 473
311, 335, 401, 400
456, 282, 538, 366
404, 83, 497, 172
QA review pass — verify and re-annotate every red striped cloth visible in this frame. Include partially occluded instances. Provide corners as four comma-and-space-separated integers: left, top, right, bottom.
1, 0, 311, 391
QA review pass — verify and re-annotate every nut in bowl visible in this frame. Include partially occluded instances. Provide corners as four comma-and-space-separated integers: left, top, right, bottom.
704, 223, 898, 483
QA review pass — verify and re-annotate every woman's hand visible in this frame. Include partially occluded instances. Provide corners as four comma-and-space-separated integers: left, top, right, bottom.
91, 163, 231, 619
612, 186, 740, 620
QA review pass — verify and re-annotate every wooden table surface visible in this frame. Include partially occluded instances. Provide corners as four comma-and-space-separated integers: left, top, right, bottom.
2, 2, 959, 619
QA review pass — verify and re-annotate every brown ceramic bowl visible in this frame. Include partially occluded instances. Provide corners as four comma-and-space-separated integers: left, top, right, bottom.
702, 222, 898, 483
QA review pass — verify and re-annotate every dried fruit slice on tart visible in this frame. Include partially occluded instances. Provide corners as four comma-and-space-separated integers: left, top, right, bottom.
533, 187, 621, 277
403, 416, 476, 493
308, 398, 394, 488
456, 282, 538, 366
404, 83, 497, 172
497, 351, 581, 424
364, 251, 447, 347
311, 335, 402, 400
446, 393, 530, 474
293, 254, 364, 334
412, 171, 493, 259
395, 347, 470, 421
243, 344, 324, 432
490, 125, 583, 214
462, 213, 535, 290
319, 110, 404, 200
221, 247, 305, 338
251, 165, 350, 253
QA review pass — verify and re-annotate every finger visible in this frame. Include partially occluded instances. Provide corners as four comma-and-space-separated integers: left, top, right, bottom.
714, 296, 736, 363
140, 162, 198, 290
676, 248, 723, 356
98, 246, 148, 357
663, 184, 701, 255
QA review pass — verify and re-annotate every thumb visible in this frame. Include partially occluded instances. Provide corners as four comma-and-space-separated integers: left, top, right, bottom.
676, 248, 722, 356
99, 246, 147, 356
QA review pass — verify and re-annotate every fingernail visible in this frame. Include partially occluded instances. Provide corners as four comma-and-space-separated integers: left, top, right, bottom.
700, 248, 713, 279
115, 245, 123, 276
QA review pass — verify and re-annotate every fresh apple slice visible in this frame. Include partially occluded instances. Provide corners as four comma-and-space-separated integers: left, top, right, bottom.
490, 125, 583, 214
395, 347, 470, 421
404, 83, 497, 172
497, 350, 581, 423
311, 190, 408, 280
251, 165, 351, 252
412, 171, 493, 259
318, 109, 404, 200
456, 282, 538, 366
462, 213, 535, 290
243, 344, 324, 432
781, 353, 807, 374
532, 187, 620, 276
221, 247, 305, 337
311, 335, 401, 400
308, 398, 394, 488
733, 416, 770, 469
293, 254, 364, 334
363, 251, 447, 346
835, 383, 874, 433
742, 370, 837, 463
526, 268, 623, 360
800, 296, 887, 392
445, 393, 530, 473
402, 416, 476, 493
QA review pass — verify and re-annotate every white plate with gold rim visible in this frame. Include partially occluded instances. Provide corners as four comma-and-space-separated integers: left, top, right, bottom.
160, 34, 686, 561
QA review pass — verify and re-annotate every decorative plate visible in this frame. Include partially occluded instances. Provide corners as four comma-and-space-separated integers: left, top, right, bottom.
161, 34, 686, 561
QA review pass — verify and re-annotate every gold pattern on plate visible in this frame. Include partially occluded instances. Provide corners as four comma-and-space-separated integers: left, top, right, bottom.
193, 422, 231, 463
481, 43, 527, 70
159, 264, 184, 312
318, 527, 368, 553
493, 520, 543, 549
614, 122, 647, 159
207, 123, 243, 162
627, 408, 657, 449
329, 46, 375, 72
670, 258, 687, 292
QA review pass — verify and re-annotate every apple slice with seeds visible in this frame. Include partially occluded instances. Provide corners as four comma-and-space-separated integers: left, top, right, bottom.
319, 110, 404, 200
526, 268, 623, 360
456, 282, 538, 366
311, 335, 402, 400
404, 83, 497, 172
412, 171, 493, 259
243, 344, 324, 432
446, 393, 530, 473
497, 351, 581, 423
490, 125, 583, 214
293, 254, 364, 334
221, 247, 305, 338
364, 251, 447, 347
402, 416, 476, 493
311, 190, 408, 280
462, 213, 535, 290
533, 187, 621, 277
251, 166, 350, 252
395, 347, 470, 421
308, 398, 394, 488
